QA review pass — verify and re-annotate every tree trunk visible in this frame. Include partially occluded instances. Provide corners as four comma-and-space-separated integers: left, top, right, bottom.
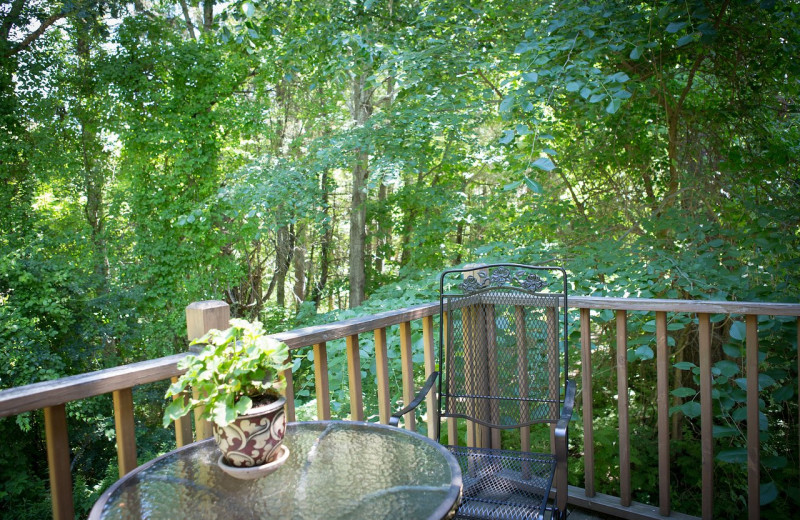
178, 0, 197, 40
348, 73, 373, 308
292, 223, 306, 310
273, 224, 293, 307
374, 182, 387, 275
312, 169, 333, 309
203, 0, 214, 33
76, 32, 108, 293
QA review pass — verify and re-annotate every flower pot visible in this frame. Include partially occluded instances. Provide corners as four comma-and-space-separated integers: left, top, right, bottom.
213, 396, 287, 467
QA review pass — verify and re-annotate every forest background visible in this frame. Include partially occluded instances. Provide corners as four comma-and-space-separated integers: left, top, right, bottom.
1, 0, 798, 518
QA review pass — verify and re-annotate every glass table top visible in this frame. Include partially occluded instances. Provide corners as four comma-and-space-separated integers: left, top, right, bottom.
90, 421, 462, 520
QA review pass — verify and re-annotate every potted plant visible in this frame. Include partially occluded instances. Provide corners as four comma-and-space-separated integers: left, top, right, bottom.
163, 318, 291, 471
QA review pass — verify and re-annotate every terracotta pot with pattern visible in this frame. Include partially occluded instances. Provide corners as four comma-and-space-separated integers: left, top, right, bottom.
213, 396, 287, 467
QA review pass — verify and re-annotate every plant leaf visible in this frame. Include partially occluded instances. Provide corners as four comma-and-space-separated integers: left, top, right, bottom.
531, 157, 556, 171
671, 387, 696, 398
566, 81, 581, 92
666, 21, 688, 33
729, 321, 746, 341
760, 481, 778, 505
523, 177, 542, 193
499, 129, 516, 144
606, 98, 622, 114
717, 448, 747, 464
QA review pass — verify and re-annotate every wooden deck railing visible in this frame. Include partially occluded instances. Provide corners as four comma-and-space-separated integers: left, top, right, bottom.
0, 297, 798, 520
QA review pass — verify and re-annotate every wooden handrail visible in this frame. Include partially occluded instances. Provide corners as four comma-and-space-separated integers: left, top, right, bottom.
570, 296, 800, 315
0, 353, 189, 417
270, 301, 439, 347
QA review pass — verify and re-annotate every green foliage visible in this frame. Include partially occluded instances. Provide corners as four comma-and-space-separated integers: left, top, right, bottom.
164, 319, 290, 427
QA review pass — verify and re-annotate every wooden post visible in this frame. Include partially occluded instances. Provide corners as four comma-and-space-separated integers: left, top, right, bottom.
186, 300, 230, 343
516, 305, 531, 478
399, 321, 416, 431
375, 327, 391, 424
547, 305, 559, 453
698, 313, 713, 520
485, 305, 501, 449
656, 311, 670, 516
313, 342, 331, 420
580, 308, 595, 498
44, 404, 73, 520
746, 315, 760, 520
185, 300, 230, 440
443, 311, 458, 446
171, 376, 193, 447
346, 334, 364, 421
422, 316, 438, 440
616, 310, 631, 507
283, 357, 296, 423
113, 388, 137, 477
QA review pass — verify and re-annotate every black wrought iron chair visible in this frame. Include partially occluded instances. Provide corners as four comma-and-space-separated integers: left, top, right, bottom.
391, 264, 575, 520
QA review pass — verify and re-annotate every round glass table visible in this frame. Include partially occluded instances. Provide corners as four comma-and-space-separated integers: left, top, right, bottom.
89, 421, 462, 520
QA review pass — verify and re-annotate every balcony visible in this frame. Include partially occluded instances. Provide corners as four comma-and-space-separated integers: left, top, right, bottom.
1, 296, 798, 520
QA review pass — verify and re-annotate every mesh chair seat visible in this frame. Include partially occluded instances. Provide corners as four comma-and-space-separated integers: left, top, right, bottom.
449, 445, 556, 520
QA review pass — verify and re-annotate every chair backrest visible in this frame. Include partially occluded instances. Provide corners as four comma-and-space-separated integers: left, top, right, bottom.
438, 264, 568, 431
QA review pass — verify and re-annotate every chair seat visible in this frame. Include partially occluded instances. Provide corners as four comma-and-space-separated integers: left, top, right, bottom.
448, 445, 556, 520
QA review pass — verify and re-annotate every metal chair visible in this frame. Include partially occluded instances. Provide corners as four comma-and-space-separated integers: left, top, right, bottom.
391, 264, 575, 520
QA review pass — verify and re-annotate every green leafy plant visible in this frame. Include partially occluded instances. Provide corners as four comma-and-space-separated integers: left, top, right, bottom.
162, 319, 290, 428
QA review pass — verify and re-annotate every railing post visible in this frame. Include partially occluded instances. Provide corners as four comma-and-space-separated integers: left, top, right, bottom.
375, 327, 391, 424
171, 376, 193, 447
112, 388, 137, 477
313, 342, 331, 420
655, 311, 670, 516
579, 307, 595, 498
616, 310, 631, 507
698, 313, 713, 520
44, 404, 73, 520
346, 334, 364, 421
422, 315, 439, 440
185, 300, 230, 440
283, 357, 296, 423
399, 321, 416, 431
746, 315, 760, 520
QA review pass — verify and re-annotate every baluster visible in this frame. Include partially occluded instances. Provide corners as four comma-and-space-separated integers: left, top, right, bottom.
313, 342, 331, 420
375, 327, 391, 424
171, 376, 193, 447
283, 355, 296, 423
113, 388, 137, 477
44, 404, 73, 520
616, 310, 631, 507
579, 307, 595, 498
346, 334, 364, 421
399, 322, 416, 431
746, 315, 760, 520
698, 313, 713, 520
443, 311, 458, 446
422, 315, 439, 440
656, 311, 670, 516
